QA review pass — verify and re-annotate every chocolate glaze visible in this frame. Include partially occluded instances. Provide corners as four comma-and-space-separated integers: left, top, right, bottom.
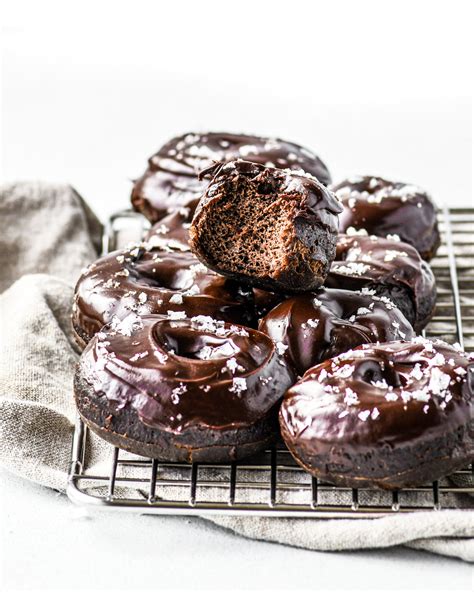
259, 287, 415, 377
78, 314, 294, 438
72, 244, 255, 346
332, 176, 440, 261
144, 214, 284, 318
144, 208, 193, 252
132, 132, 332, 222
189, 160, 343, 293
280, 338, 474, 488
326, 233, 436, 332
253, 289, 286, 320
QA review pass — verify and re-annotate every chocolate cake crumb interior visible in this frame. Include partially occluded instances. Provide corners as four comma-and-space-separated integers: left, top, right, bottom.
196, 171, 322, 281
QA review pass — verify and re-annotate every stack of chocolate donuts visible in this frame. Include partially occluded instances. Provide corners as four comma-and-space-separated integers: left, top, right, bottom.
73, 132, 474, 489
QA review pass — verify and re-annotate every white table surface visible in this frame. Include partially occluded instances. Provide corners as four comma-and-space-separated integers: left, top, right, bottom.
1, 2, 473, 590
1, 468, 473, 592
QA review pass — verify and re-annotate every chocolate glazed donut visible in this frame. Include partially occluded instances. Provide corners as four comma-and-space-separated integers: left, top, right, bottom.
144, 208, 283, 318
132, 132, 332, 223
144, 207, 195, 253
326, 233, 436, 332
331, 176, 440, 261
279, 338, 474, 489
259, 287, 414, 377
72, 243, 255, 348
75, 314, 295, 462
189, 160, 342, 293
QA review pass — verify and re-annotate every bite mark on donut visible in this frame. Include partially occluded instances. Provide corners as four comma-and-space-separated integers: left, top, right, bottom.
189, 160, 342, 293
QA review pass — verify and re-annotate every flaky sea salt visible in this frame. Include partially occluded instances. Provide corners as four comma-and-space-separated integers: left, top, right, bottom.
129, 351, 148, 362
334, 364, 354, 379
346, 226, 368, 237
225, 357, 244, 374
371, 408, 380, 420
409, 363, 423, 381
229, 377, 247, 396
171, 383, 187, 404
384, 250, 408, 262
317, 368, 328, 383
154, 350, 168, 363
371, 379, 389, 389
344, 387, 359, 406
428, 367, 451, 395
167, 310, 187, 320
169, 294, 184, 305
332, 262, 370, 276
111, 313, 143, 336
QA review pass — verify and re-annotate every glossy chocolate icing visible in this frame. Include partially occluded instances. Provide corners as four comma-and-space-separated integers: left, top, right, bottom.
80, 314, 295, 433
144, 208, 193, 252
72, 243, 255, 345
189, 160, 343, 293
253, 289, 286, 320
326, 233, 436, 332
132, 132, 332, 222
259, 287, 415, 376
332, 176, 440, 261
280, 338, 474, 488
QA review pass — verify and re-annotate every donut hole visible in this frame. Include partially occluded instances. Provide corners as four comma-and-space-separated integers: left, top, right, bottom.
360, 363, 385, 385
152, 320, 273, 371
356, 360, 402, 388
157, 324, 240, 360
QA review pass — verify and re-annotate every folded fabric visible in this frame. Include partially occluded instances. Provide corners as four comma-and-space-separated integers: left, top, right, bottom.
0, 181, 473, 562
0, 181, 102, 293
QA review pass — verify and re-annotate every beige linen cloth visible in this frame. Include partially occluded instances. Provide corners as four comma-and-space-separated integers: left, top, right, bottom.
1, 181, 473, 562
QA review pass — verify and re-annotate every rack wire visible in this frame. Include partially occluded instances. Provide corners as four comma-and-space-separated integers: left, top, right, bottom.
67, 207, 474, 518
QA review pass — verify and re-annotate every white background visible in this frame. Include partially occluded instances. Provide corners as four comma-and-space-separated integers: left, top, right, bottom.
1, 1, 473, 591
1, 0, 472, 220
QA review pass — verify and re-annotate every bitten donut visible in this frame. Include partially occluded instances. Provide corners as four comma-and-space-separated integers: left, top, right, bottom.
326, 233, 436, 332
279, 338, 474, 489
132, 132, 332, 222
75, 314, 295, 462
259, 287, 414, 377
72, 244, 255, 348
189, 160, 342, 293
331, 176, 440, 260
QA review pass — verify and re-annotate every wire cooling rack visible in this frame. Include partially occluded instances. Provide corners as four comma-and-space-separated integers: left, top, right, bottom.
67, 207, 474, 518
